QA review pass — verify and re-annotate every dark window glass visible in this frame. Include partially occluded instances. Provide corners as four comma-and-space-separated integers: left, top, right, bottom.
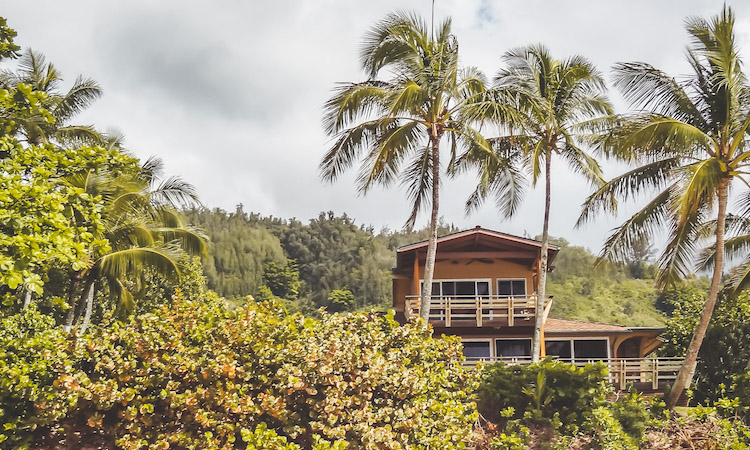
496, 339, 531, 357
442, 282, 456, 296
456, 281, 476, 296
545, 340, 572, 360
430, 282, 440, 296
497, 280, 512, 296
574, 340, 608, 361
511, 280, 526, 296
477, 282, 490, 297
462, 341, 491, 358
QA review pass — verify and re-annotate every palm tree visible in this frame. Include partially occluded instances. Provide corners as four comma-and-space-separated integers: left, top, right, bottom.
578, 6, 750, 408
320, 12, 504, 320
64, 157, 206, 333
0, 49, 104, 146
465, 45, 612, 362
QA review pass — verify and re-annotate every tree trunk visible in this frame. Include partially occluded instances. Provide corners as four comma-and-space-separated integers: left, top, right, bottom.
22, 288, 32, 308
63, 276, 81, 332
79, 280, 97, 335
665, 178, 729, 409
532, 147, 552, 363
72, 276, 95, 328
419, 138, 441, 321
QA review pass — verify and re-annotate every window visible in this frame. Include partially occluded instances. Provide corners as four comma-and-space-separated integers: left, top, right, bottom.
462, 341, 491, 360
497, 279, 526, 297
574, 340, 608, 361
421, 280, 491, 297
495, 339, 531, 359
545, 338, 609, 363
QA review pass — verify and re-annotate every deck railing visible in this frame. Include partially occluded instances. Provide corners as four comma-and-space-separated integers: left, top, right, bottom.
405, 294, 551, 327
464, 356, 685, 390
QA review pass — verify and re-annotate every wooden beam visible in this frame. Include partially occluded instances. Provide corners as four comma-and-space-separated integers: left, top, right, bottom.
416, 251, 538, 260
413, 253, 420, 297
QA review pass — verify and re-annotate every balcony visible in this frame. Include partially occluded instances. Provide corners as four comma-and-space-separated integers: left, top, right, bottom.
404, 294, 552, 327
463, 356, 685, 391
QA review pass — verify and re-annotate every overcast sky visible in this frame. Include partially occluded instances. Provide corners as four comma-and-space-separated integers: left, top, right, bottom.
4, 1, 750, 252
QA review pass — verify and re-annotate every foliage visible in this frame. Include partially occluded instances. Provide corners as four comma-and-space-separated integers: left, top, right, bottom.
608, 390, 651, 442
262, 260, 301, 300
0, 306, 81, 447
326, 288, 354, 312
582, 406, 638, 450
0, 17, 20, 59
659, 290, 750, 404
1, 292, 478, 448
476, 359, 610, 427
0, 143, 137, 302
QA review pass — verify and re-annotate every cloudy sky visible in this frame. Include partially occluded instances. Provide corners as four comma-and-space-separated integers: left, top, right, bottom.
4, 1, 750, 251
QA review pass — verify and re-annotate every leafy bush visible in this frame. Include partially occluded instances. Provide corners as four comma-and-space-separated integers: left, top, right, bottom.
476, 359, 610, 427
0, 306, 83, 447
608, 390, 651, 442
582, 407, 638, 450
3, 293, 478, 448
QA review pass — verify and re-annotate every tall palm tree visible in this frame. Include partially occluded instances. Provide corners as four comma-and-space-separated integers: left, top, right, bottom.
0, 49, 104, 146
64, 157, 206, 332
578, 6, 750, 408
465, 45, 612, 362
320, 12, 503, 320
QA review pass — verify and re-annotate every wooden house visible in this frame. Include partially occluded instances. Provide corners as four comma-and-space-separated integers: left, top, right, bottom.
392, 226, 680, 389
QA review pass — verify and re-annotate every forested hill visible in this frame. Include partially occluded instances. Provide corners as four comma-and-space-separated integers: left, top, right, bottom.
185, 207, 685, 326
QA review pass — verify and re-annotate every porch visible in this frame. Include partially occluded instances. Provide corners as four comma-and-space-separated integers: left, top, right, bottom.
464, 356, 685, 391
404, 294, 552, 327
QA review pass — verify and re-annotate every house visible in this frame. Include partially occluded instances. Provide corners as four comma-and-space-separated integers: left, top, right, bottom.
391, 226, 679, 388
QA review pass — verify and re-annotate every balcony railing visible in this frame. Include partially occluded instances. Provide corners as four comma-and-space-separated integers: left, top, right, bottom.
464, 356, 685, 390
405, 294, 551, 327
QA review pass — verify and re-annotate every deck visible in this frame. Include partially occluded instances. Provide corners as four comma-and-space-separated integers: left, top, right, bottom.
404, 294, 551, 327
464, 356, 685, 391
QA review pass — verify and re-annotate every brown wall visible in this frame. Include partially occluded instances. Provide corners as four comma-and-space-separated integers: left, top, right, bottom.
393, 257, 536, 314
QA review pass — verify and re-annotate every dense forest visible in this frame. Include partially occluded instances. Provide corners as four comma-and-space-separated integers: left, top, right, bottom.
185, 206, 679, 326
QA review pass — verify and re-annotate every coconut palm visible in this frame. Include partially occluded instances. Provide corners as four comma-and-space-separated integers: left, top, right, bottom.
464, 45, 612, 362
320, 12, 505, 320
578, 6, 750, 408
64, 157, 206, 332
0, 49, 104, 146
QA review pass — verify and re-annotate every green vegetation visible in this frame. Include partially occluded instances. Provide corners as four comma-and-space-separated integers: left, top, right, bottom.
0, 293, 478, 448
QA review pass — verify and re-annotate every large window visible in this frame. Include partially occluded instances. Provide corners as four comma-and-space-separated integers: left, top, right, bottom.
462, 340, 491, 360
422, 280, 491, 297
495, 339, 531, 359
545, 338, 609, 363
497, 279, 527, 297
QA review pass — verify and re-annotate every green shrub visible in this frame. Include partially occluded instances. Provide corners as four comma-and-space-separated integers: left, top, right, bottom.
582, 407, 638, 450
0, 306, 84, 447
608, 390, 650, 442
3, 292, 478, 448
476, 358, 610, 427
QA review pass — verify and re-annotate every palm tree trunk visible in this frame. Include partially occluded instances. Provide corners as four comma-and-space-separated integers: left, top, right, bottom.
72, 276, 94, 328
665, 178, 729, 409
79, 280, 97, 335
419, 138, 441, 321
532, 147, 552, 363
63, 276, 81, 332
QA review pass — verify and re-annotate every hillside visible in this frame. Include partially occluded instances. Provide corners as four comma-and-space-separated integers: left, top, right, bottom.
186, 208, 673, 325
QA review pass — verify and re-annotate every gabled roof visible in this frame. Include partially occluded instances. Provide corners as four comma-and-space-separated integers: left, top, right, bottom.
394, 226, 559, 271
397, 226, 560, 253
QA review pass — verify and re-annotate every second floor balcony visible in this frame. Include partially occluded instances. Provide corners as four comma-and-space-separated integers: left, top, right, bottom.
404, 294, 552, 327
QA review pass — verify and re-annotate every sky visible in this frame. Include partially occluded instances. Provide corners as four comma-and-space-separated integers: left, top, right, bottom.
3, 1, 750, 252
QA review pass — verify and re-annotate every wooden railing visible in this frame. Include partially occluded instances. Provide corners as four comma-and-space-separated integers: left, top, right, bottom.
464, 357, 685, 390
405, 295, 551, 327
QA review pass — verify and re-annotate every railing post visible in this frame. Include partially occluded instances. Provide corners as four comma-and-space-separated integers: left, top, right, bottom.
652, 358, 658, 390
476, 296, 482, 327
446, 296, 451, 327
508, 296, 514, 327
619, 359, 626, 389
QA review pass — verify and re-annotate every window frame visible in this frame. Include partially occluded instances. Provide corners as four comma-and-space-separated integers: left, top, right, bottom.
543, 337, 611, 363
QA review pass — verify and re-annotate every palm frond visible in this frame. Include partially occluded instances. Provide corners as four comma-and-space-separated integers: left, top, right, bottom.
53, 75, 102, 123
357, 120, 423, 192
402, 145, 432, 230
99, 246, 181, 282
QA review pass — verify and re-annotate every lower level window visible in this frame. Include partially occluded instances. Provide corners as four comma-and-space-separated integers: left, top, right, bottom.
462, 341, 491, 359
496, 339, 531, 358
